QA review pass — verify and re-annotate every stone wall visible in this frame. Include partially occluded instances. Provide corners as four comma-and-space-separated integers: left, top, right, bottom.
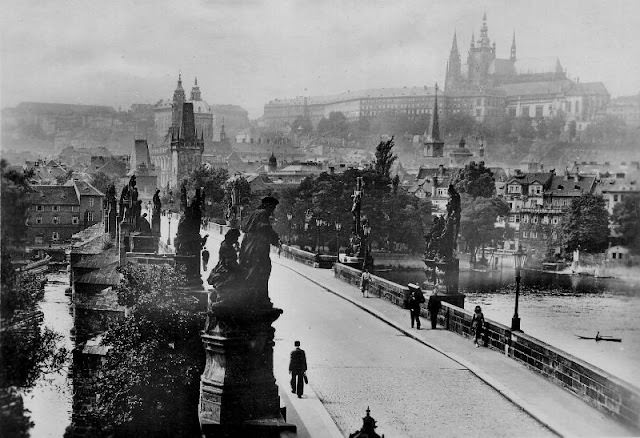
333, 263, 411, 308
279, 244, 320, 268
331, 263, 640, 430
433, 302, 640, 430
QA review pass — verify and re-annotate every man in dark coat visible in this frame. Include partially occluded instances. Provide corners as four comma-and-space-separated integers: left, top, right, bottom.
427, 292, 442, 329
408, 285, 425, 329
289, 340, 307, 398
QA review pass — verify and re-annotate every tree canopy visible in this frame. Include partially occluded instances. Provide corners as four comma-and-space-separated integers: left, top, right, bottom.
561, 193, 610, 253
458, 194, 510, 258
611, 193, 640, 254
86, 263, 205, 437
317, 111, 349, 139
1, 159, 34, 249
186, 165, 230, 220
452, 161, 496, 198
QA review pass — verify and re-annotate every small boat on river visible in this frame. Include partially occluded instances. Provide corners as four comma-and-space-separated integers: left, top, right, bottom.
576, 331, 622, 342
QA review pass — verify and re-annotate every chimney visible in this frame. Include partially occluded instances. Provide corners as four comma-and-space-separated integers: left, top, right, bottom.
438, 164, 445, 177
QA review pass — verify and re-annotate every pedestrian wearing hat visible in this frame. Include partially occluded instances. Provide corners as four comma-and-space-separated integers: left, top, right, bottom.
471, 305, 485, 347
289, 340, 307, 398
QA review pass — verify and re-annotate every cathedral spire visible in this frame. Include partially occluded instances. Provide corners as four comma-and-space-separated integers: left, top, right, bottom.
190, 76, 202, 101
431, 83, 441, 142
510, 31, 517, 61
479, 13, 490, 48
470, 32, 475, 49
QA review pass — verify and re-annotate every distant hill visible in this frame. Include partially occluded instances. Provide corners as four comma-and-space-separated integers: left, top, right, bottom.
1, 101, 155, 156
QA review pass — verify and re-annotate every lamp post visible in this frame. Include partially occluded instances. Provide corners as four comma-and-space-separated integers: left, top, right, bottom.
315, 217, 322, 253
304, 209, 313, 250
287, 211, 293, 244
334, 220, 342, 258
362, 220, 371, 269
167, 210, 172, 246
511, 245, 526, 332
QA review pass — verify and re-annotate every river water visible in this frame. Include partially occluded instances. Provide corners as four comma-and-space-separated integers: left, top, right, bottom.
21, 271, 73, 437
379, 267, 640, 388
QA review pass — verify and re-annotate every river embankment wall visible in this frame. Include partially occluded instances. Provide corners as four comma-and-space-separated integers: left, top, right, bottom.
332, 262, 640, 430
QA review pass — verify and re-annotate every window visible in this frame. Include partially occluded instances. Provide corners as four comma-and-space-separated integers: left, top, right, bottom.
53, 205, 60, 212
535, 105, 543, 118
36, 205, 43, 211
542, 216, 549, 224
36, 216, 43, 224
72, 205, 79, 212
613, 194, 619, 202
612, 253, 617, 259
522, 106, 530, 117
87, 212, 94, 222
35, 236, 43, 245
522, 231, 528, 238
52, 216, 59, 224
523, 215, 529, 223
531, 232, 538, 239
552, 217, 559, 224
88, 198, 95, 207
72, 216, 79, 225
532, 216, 538, 224
508, 215, 515, 223
52, 232, 59, 241
515, 216, 520, 223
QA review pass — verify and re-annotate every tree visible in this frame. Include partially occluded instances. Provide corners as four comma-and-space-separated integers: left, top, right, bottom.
561, 194, 610, 253
89, 171, 116, 194
187, 165, 230, 220
582, 115, 626, 144
514, 114, 535, 139
452, 161, 496, 199
611, 193, 640, 254
1, 159, 34, 249
87, 263, 205, 437
459, 195, 510, 260
374, 137, 397, 182
548, 111, 566, 139
291, 116, 313, 135
316, 111, 349, 139
442, 112, 476, 139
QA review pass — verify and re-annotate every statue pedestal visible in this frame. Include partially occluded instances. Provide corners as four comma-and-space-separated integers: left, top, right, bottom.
425, 258, 465, 309
175, 254, 202, 287
200, 301, 295, 437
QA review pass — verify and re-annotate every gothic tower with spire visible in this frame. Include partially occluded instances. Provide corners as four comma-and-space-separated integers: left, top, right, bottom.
445, 32, 462, 92
170, 102, 204, 188
466, 13, 496, 87
510, 31, 517, 61
171, 73, 186, 132
423, 84, 444, 158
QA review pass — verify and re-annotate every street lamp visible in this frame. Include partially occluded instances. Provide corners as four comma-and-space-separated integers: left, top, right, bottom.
315, 216, 322, 253
167, 210, 173, 246
287, 211, 293, 244
334, 220, 342, 258
362, 220, 371, 269
511, 244, 526, 332
304, 209, 313, 249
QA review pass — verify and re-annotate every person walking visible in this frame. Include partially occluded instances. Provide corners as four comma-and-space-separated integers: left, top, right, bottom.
427, 292, 442, 329
289, 340, 307, 398
408, 285, 425, 329
471, 305, 485, 347
360, 269, 371, 297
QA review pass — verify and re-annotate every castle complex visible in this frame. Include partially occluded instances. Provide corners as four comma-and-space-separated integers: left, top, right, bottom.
263, 14, 610, 133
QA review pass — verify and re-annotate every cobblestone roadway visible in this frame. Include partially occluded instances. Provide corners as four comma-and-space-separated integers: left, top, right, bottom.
268, 263, 555, 438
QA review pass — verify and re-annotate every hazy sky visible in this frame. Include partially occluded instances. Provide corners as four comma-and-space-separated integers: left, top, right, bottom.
2, 0, 639, 118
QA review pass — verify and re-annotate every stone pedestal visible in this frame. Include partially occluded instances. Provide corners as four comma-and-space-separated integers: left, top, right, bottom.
199, 301, 295, 438
152, 211, 161, 236
425, 258, 465, 309
175, 255, 202, 287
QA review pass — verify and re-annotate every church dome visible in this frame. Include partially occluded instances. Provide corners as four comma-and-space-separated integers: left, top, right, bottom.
191, 99, 211, 114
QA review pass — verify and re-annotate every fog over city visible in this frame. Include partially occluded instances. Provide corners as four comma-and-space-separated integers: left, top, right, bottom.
2, 0, 639, 117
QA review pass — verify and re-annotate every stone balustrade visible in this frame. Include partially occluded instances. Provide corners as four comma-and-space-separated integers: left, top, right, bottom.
333, 262, 411, 308
330, 263, 640, 430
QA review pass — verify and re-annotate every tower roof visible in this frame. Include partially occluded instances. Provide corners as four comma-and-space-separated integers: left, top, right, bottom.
429, 84, 441, 142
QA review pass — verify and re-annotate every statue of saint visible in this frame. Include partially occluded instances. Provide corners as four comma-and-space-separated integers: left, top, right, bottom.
153, 189, 161, 213
207, 229, 241, 298
238, 196, 280, 299
138, 213, 152, 235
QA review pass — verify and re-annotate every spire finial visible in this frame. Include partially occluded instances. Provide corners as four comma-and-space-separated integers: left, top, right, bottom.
194, 76, 198, 86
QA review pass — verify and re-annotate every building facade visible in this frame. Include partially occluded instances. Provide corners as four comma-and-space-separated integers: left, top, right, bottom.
26, 180, 104, 259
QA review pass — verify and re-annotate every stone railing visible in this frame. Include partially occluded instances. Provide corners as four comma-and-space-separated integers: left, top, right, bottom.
333, 263, 411, 308
329, 262, 640, 430
432, 302, 640, 430
279, 244, 320, 267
